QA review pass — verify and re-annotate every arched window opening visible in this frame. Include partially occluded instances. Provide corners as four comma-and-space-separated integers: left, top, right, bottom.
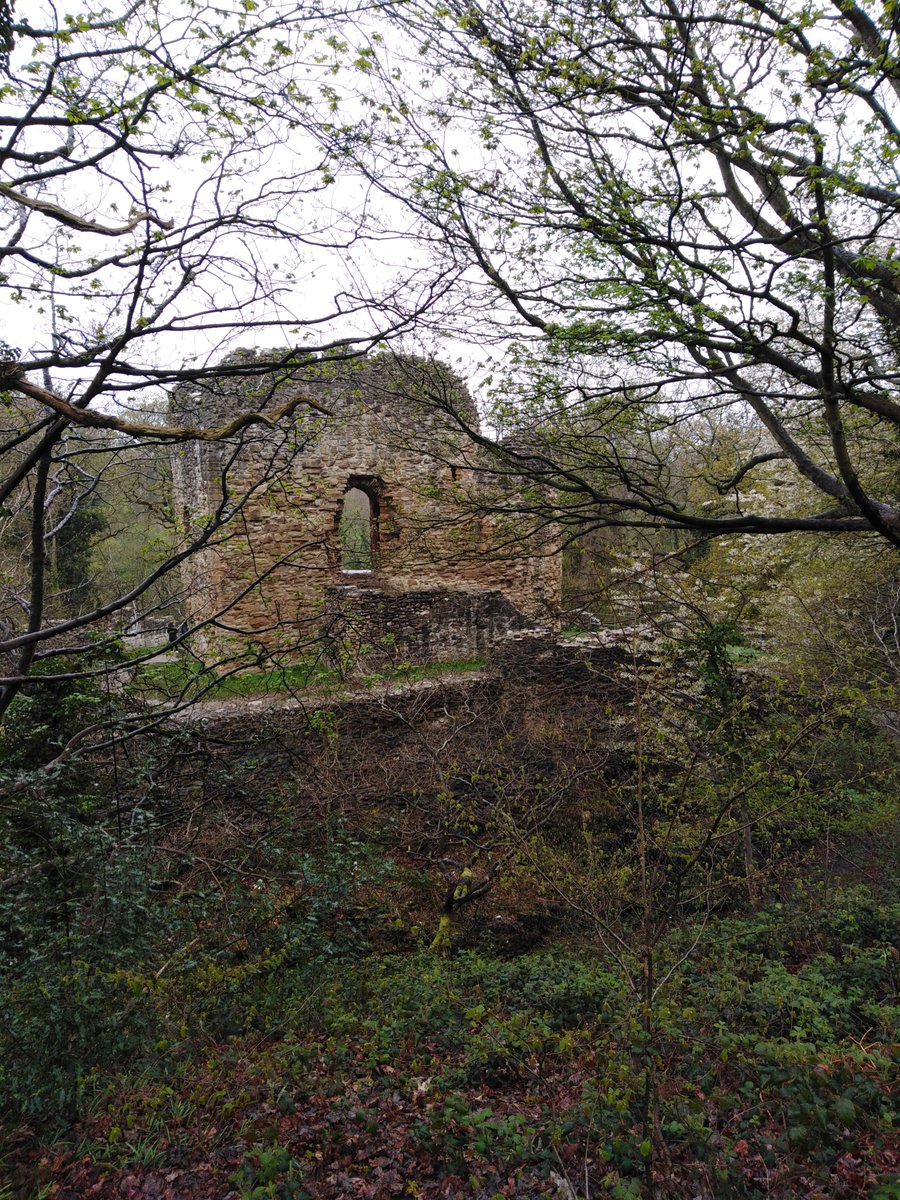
339, 486, 374, 572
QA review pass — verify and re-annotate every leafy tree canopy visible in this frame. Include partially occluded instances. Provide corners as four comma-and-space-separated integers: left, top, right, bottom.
345, 0, 900, 544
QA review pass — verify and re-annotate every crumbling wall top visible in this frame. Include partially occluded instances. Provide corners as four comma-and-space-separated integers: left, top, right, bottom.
170, 350, 479, 434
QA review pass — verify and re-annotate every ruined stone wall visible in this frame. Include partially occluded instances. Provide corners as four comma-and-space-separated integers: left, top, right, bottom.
325, 586, 535, 669
171, 354, 562, 660
144, 633, 631, 823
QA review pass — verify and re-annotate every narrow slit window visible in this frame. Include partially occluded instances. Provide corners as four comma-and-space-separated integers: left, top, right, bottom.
339, 487, 373, 572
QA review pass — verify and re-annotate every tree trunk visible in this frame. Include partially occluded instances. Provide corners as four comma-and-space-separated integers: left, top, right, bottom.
429, 867, 473, 954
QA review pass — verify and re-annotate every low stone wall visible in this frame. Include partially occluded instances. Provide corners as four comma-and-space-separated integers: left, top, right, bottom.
143, 630, 635, 816
144, 675, 501, 817
490, 630, 628, 697
323, 585, 537, 669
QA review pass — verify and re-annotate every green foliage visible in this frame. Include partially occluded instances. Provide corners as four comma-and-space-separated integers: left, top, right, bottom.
53, 492, 108, 617
338, 487, 373, 571
420, 1097, 531, 1166
315, 950, 624, 1084
231, 1144, 310, 1199
2, 865, 896, 1197
353, 0, 900, 542
1, 504, 897, 1199
0, 811, 390, 1123
0, 651, 114, 771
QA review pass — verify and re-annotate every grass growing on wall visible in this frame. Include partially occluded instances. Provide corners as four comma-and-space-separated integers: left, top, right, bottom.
131, 656, 487, 702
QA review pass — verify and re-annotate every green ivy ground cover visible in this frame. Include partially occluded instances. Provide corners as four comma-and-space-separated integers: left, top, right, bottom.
2, 891, 896, 1200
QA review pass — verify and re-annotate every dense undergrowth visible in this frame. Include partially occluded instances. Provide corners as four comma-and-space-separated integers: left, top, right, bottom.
2, 605, 898, 1198
1, 837, 896, 1199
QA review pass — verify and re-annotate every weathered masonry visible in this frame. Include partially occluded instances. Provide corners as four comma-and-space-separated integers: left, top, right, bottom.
171, 353, 560, 663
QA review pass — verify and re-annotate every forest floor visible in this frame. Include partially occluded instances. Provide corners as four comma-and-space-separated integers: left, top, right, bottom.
4, 888, 898, 1200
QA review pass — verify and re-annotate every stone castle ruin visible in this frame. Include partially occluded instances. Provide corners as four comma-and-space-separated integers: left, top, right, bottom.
171, 353, 561, 666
